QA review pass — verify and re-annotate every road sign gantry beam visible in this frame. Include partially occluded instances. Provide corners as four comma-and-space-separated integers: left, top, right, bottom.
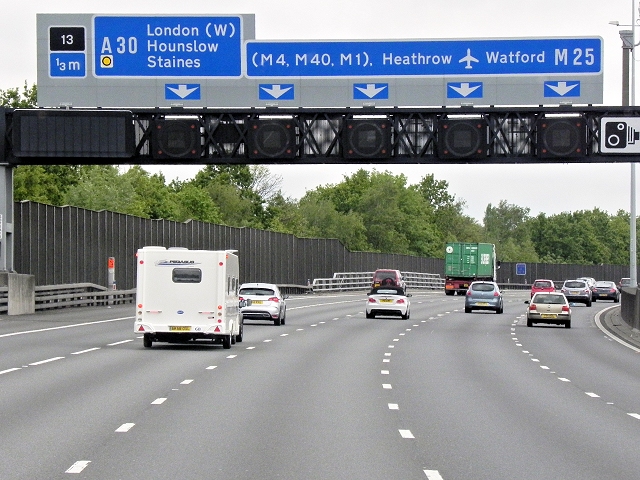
4, 105, 640, 165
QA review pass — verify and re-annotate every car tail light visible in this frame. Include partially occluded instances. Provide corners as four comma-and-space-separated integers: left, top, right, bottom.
466, 290, 472, 296
493, 291, 500, 297
239, 296, 244, 301
562, 305, 570, 312
269, 297, 280, 303
610, 289, 616, 293
396, 299, 405, 304
368, 297, 376, 303
529, 304, 537, 311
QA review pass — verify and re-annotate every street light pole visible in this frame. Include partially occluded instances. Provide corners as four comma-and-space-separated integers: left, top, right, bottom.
621, 28, 637, 287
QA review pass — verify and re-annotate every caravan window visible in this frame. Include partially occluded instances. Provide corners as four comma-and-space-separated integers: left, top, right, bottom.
172, 268, 202, 283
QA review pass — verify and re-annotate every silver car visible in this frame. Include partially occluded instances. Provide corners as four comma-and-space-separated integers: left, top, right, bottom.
464, 281, 504, 314
526, 292, 572, 328
239, 283, 287, 326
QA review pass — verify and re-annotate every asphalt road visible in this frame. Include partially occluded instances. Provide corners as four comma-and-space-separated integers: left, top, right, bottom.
1, 291, 640, 479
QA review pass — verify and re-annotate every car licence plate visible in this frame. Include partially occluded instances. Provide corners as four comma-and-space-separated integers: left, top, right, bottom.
252, 300, 264, 304
476, 302, 489, 306
379, 299, 393, 303
541, 314, 557, 319
570, 290, 580, 295
599, 294, 608, 297
169, 326, 191, 331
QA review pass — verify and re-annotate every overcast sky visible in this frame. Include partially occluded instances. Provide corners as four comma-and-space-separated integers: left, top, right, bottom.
1, 0, 636, 222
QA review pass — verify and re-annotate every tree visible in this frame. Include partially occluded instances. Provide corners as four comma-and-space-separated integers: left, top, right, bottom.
0, 82, 37, 107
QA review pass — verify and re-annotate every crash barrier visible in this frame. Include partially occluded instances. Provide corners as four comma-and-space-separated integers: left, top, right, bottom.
620, 288, 640, 330
311, 272, 444, 292
34, 283, 135, 311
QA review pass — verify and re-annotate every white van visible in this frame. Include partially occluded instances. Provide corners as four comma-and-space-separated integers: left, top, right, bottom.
134, 247, 243, 349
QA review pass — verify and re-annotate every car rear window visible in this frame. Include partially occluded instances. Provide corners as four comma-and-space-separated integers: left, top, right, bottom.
595, 282, 613, 287
534, 294, 565, 304
374, 271, 398, 281
240, 288, 275, 296
533, 281, 553, 288
564, 281, 585, 288
472, 283, 495, 292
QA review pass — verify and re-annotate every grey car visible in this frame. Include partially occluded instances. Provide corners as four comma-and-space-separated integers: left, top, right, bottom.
561, 279, 592, 307
464, 281, 504, 314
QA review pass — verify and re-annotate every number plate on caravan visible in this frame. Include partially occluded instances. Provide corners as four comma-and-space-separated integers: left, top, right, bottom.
169, 326, 191, 331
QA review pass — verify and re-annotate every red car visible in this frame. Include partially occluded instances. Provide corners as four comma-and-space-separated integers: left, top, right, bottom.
530, 279, 555, 298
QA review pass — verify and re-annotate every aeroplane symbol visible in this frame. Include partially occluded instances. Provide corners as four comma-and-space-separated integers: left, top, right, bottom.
459, 49, 479, 69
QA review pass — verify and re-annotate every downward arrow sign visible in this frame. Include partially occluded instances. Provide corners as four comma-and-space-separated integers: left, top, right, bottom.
449, 83, 481, 97
166, 84, 199, 99
261, 85, 293, 99
355, 84, 387, 99
546, 82, 578, 96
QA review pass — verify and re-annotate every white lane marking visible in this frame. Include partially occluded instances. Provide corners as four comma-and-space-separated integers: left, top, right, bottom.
320, 321, 326, 323
405, 329, 411, 331
311, 324, 318, 327
628, 413, 640, 420
246, 346, 256, 350
383, 384, 392, 389
151, 398, 167, 405
383, 359, 390, 363
280, 334, 289, 337
206, 366, 217, 370
531, 359, 540, 362
66, 460, 91, 473
541, 366, 550, 370
393, 339, 399, 342
399, 333, 405, 336
333, 318, 339, 320
296, 328, 304, 331
522, 351, 529, 353
30, 356, 65, 366
558, 377, 571, 382
115, 423, 135, 433
413, 324, 419, 327
399, 429, 414, 439
0, 367, 21, 375
71, 347, 100, 355
424, 470, 444, 480
226, 355, 237, 359
381, 370, 390, 375
180, 379, 194, 385
385, 353, 392, 356
0, 316, 133, 339
516, 344, 522, 346
586, 392, 600, 398
263, 339, 272, 343
107, 339, 134, 346
594, 306, 640, 353
388, 403, 399, 410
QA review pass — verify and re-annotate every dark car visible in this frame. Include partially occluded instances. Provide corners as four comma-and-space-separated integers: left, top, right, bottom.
371, 269, 406, 295
464, 281, 503, 314
561, 279, 592, 307
592, 281, 620, 303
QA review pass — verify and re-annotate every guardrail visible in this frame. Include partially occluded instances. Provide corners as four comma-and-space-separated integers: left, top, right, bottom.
311, 271, 444, 292
34, 283, 135, 311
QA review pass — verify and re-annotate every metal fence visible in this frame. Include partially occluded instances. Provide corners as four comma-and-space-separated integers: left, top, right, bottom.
13, 201, 632, 290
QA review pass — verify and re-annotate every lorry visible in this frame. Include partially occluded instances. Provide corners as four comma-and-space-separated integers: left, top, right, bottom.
134, 246, 243, 349
444, 242, 498, 295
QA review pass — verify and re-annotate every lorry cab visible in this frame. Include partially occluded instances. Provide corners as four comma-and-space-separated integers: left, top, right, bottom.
134, 246, 242, 349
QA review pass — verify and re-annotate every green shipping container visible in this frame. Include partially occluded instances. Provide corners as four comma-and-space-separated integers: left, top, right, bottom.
445, 242, 496, 279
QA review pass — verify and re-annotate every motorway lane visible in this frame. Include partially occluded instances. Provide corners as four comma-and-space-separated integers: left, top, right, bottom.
1, 292, 640, 478
389, 293, 640, 479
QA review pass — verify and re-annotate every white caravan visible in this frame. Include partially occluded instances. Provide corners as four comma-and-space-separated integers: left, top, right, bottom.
134, 247, 243, 349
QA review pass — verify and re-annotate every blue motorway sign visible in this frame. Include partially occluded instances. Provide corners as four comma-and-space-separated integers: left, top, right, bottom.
93, 15, 242, 77
447, 82, 483, 98
50, 53, 86, 77
544, 80, 580, 97
246, 38, 602, 77
259, 84, 295, 100
516, 263, 527, 276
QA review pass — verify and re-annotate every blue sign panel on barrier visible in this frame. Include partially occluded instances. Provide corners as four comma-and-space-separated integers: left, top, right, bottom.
93, 16, 243, 77
544, 80, 581, 97
259, 84, 295, 100
246, 38, 602, 77
516, 263, 527, 276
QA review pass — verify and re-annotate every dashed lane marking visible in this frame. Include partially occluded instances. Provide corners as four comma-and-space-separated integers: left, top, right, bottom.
30, 357, 64, 366
115, 423, 135, 433
399, 429, 414, 439
107, 339, 134, 346
424, 470, 444, 480
151, 398, 167, 405
388, 403, 399, 410
383, 384, 392, 389
586, 392, 600, 398
66, 461, 91, 474
71, 348, 100, 355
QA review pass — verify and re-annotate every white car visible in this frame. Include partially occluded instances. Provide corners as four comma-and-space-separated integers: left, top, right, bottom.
239, 283, 287, 326
366, 288, 411, 319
